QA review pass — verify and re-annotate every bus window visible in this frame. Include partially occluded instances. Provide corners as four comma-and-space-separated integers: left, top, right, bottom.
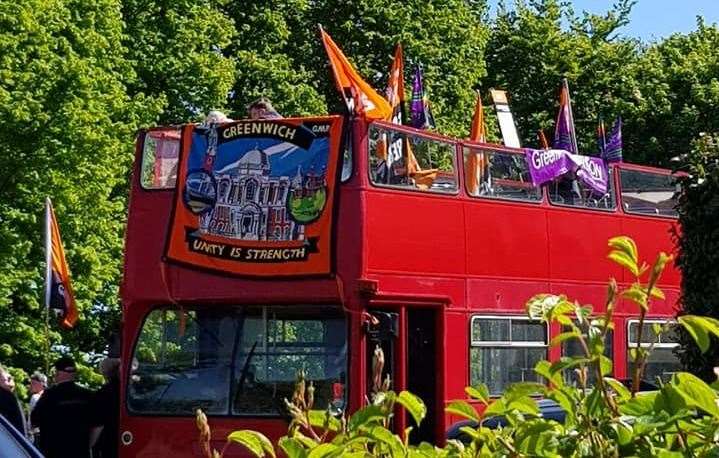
619, 169, 678, 217
233, 307, 347, 416
127, 306, 347, 416
140, 128, 180, 189
547, 169, 616, 210
470, 316, 547, 395
627, 320, 681, 384
368, 125, 457, 193
127, 308, 233, 415
463, 147, 542, 202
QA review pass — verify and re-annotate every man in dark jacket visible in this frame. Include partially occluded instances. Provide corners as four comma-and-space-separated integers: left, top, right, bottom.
0, 365, 26, 435
91, 357, 120, 458
32, 356, 94, 458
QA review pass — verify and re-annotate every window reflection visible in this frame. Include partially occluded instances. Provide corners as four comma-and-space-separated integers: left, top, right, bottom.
128, 306, 347, 416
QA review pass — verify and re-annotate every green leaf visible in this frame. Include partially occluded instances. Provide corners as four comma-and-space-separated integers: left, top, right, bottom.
621, 284, 648, 310
397, 391, 427, 426
364, 425, 405, 457
535, 360, 563, 387
604, 377, 631, 401
279, 438, 308, 458
550, 331, 581, 347
308, 410, 341, 433
620, 392, 658, 416
598, 354, 613, 376
445, 400, 480, 422
678, 315, 719, 353
608, 236, 639, 265
465, 384, 490, 404
348, 404, 385, 431
227, 430, 275, 457
673, 372, 719, 417
307, 443, 338, 458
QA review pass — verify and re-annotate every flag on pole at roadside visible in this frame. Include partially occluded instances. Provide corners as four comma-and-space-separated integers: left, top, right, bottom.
467, 91, 488, 195
602, 117, 623, 163
409, 64, 435, 129
45, 198, 78, 329
320, 27, 392, 120
553, 79, 578, 154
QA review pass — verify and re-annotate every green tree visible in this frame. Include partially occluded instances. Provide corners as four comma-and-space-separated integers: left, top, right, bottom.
279, 0, 491, 136
0, 0, 159, 378
631, 20, 719, 165
485, 0, 643, 156
675, 133, 719, 381
121, 0, 236, 123
222, 0, 327, 118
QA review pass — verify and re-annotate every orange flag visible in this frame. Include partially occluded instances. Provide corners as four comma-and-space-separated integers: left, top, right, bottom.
320, 27, 392, 120
467, 91, 488, 195
538, 129, 550, 149
385, 43, 405, 122
45, 198, 78, 328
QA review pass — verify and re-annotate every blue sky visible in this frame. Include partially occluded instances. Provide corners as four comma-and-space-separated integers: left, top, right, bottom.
489, 0, 719, 41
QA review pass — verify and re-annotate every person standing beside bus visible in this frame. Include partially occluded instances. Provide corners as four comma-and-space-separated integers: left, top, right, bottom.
32, 356, 94, 458
90, 357, 121, 458
27, 371, 47, 442
0, 365, 26, 435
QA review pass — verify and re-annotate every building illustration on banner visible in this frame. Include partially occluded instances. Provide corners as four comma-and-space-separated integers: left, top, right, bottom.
195, 142, 328, 242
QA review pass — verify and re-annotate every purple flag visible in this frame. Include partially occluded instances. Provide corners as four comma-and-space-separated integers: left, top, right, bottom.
525, 148, 608, 195
602, 117, 623, 163
409, 65, 435, 129
553, 82, 577, 154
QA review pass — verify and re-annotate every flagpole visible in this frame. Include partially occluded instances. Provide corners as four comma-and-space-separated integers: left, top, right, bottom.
44, 198, 52, 375
563, 78, 579, 154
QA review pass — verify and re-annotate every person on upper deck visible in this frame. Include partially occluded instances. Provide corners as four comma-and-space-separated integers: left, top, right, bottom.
248, 97, 283, 120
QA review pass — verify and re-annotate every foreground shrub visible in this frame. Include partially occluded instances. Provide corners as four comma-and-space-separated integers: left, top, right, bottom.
201, 236, 719, 457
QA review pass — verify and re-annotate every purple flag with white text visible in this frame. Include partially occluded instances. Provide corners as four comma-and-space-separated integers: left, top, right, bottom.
602, 117, 623, 163
409, 64, 435, 129
525, 148, 608, 195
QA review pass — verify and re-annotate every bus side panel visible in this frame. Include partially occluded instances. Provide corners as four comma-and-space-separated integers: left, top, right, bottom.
466, 279, 550, 312
365, 191, 465, 275
619, 216, 681, 289
464, 202, 549, 279
547, 209, 623, 283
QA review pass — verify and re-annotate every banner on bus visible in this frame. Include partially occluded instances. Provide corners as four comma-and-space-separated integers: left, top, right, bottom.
165, 116, 344, 276
524, 148, 608, 195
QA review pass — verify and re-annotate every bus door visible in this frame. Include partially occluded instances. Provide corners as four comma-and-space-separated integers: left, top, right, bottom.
365, 307, 439, 445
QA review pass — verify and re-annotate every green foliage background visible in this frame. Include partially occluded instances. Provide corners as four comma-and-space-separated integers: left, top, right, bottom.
0, 0, 718, 391
675, 134, 719, 381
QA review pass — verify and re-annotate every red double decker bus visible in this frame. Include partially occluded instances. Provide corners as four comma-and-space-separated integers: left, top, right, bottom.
119, 116, 681, 456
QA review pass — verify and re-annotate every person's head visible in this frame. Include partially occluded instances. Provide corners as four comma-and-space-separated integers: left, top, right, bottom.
53, 356, 77, 383
0, 366, 15, 393
29, 372, 47, 394
99, 357, 120, 382
247, 98, 281, 120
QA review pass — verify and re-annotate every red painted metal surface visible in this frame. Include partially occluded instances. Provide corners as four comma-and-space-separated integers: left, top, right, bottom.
120, 118, 680, 456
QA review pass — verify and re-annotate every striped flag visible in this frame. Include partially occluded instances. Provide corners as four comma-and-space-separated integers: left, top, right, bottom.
45, 198, 78, 328
320, 27, 392, 120
602, 117, 623, 163
553, 79, 578, 154
409, 64, 435, 129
